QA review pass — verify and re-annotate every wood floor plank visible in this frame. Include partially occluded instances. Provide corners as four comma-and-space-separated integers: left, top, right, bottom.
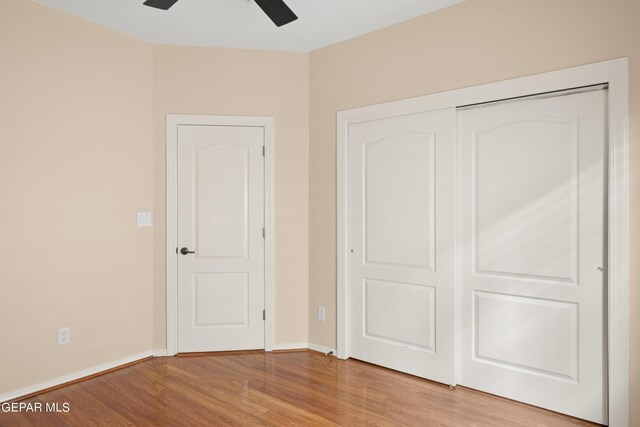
56, 384, 132, 427
0, 351, 600, 426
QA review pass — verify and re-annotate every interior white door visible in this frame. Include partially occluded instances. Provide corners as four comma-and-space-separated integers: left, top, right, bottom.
348, 109, 456, 384
457, 90, 607, 424
177, 125, 265, 353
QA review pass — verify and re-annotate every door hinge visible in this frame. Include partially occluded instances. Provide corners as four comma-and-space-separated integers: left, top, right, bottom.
262, 145, 265, 157
263, 309, 266, 321
262, 227, 265, 238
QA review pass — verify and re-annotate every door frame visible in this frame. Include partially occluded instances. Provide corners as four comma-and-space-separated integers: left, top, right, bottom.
336, 58, 629, 426
166, 114, 276, 355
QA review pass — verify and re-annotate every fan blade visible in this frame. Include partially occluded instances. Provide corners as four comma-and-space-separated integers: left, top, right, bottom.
143, 0, 180, 10
253, 0, 298, 27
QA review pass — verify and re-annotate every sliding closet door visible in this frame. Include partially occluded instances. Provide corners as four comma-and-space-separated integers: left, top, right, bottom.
457, 90, 607, 424
348, 109, 456, 385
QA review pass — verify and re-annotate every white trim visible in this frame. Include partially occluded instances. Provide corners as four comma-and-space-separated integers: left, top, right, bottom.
263, 122, 276, 352
152, 349, 170, 357
307, 343, 336, 356
0, 351, 153, 403
606, 59, 629, 427
166, 114, 276, 356
336, 58, 628, 426
336, 114, 348, 361
269, 343, 337, 355
271, 343, 309, 351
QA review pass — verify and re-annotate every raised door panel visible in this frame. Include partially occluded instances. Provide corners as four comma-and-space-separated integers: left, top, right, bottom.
475, 117, 578, 283
474, 291, 578, 381
364, 134, 435, 270
195, 142, 249, 259
365, 279, 435, 351
194, 273, 249, 327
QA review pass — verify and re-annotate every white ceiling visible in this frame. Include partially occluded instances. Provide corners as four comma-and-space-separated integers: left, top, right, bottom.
34, 0, 464, 52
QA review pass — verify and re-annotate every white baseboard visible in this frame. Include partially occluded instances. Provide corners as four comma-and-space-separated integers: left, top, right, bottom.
307, 343, 336, 356
271, 343, 308, 351
154, 344, 335, 355
270, 343, 336, 355
0, 351, 153, 403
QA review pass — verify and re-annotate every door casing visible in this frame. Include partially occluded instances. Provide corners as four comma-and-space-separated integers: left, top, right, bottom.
166, 115, 276, 355
336, 58, 629, 426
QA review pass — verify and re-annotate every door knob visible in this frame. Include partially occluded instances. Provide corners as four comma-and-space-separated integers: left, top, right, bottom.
180, 247, 195, 255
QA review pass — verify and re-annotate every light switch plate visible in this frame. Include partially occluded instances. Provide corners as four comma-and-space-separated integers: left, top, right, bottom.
137, 212, 152, 227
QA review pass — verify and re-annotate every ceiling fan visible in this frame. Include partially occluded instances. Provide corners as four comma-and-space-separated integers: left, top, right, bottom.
143, 0, 298, 27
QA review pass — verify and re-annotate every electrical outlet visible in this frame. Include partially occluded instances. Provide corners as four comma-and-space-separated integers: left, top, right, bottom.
317, 306, 326, 322
58, 327, 70, 345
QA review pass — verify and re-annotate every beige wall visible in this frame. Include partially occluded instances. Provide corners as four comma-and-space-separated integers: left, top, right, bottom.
0, 0, 154, 395
152, 46, 310, 348
308, 0, 639, 422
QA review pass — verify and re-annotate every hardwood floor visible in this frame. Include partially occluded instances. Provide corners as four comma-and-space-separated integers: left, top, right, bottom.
0, 351, 599, 426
